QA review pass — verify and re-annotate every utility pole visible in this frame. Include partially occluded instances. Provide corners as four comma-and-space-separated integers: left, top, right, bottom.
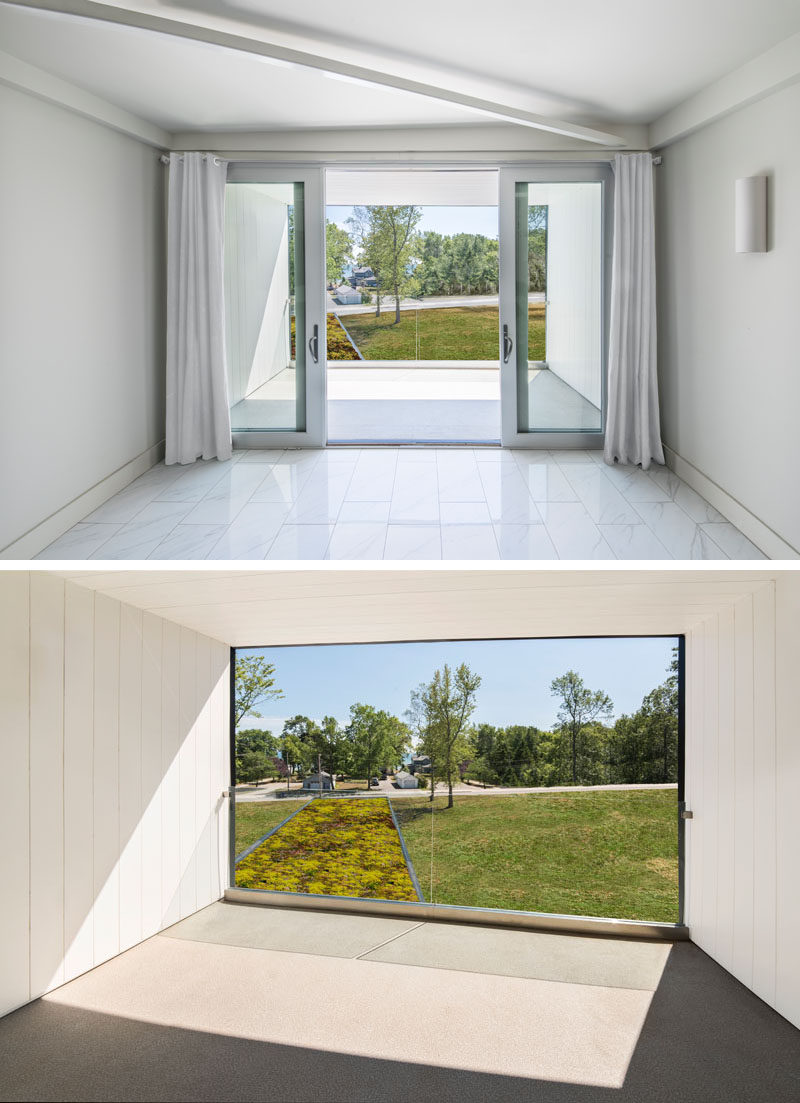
317, 752, 323, 798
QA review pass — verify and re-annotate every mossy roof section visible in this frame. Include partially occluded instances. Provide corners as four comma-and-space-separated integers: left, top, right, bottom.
235, 797, 418, 902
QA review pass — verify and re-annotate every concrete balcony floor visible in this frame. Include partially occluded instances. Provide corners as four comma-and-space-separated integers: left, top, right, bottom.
1, 901, 798, 1101
230, 363, 600, 442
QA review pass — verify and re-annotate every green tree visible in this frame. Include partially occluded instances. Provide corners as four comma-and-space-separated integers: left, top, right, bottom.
235, 728, 278, 775
550, 670, 613, 785
410, 663, 481, 809
279, 715, 317, 784
362, 205, 422, 323
325, 220, 352, 285
528, 205, 547, 292
308, 715, 347, 781
610, 651, 679, 783
345, 703, 410, 784
235, 655, 283, 727
237, 750, 272, 787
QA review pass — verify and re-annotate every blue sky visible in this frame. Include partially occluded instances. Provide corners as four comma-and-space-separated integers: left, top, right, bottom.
239, 636, 677, 739
327, 205, 499, 243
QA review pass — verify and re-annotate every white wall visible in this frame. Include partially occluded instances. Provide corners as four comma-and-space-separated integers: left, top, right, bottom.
224, 184, 291, 405
529, 181, 602, 407
0, 84, 166, 555
684, 574, 800, 1030
656, 81, 800, 555
0, 573, 230, 1019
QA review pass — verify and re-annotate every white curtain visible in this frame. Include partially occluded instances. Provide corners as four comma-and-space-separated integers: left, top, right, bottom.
165, 152, 232, 465
604, 152, 664, 470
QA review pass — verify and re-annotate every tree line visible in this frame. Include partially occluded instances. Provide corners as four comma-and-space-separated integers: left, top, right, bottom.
234, 650, 679, 799
325, 203, 548, 323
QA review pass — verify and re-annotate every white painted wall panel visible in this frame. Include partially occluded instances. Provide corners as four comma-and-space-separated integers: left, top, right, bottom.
731, 594, 755, 989
93, 594, 120, 967
714, 605, 736, 971
0, 575, 231, 1019
178, 628, 198, 920
194, 634, 213, 910
140, 612, 163, 940
774, 574, 800, 1029
751, 583, 777, 1006
0, 574, 30, 1016
160, 621, 182, 929
29, 573, 65, 998
63, 583, 95, 983
118, 605, 143, 953
684, 579, 798, 1029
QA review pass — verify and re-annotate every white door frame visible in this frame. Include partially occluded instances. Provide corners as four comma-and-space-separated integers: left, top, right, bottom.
498, 162, 613, 449
227, 163, 327, 449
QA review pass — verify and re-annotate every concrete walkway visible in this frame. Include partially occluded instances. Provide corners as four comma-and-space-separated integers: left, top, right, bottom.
234, 781, 678, 803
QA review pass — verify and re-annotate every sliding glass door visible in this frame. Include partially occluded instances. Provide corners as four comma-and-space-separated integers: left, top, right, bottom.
499, 164, 612, 447
225, 166, 325, 447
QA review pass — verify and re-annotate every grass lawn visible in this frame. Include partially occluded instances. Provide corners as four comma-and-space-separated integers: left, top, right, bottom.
234, 799, 309, 855
235, 798, 418, 900
391, 789, 678, 923
339, 304, 546, 361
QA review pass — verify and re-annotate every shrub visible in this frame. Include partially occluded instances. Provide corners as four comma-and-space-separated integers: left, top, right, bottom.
416, 775, 428, 789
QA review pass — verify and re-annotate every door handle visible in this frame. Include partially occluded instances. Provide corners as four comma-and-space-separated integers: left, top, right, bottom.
503, 324, 514, 363
308, 323, 319, 363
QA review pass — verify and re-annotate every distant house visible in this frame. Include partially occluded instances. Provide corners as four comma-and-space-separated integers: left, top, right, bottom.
334, 284, 361, 305
409, 754, 431, 775
351, 266, 377, 288
302, 772, 335, 791
394, 771, 419, 789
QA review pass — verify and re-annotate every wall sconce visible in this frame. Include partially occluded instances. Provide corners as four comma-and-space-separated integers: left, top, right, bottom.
735, 176, 767, 253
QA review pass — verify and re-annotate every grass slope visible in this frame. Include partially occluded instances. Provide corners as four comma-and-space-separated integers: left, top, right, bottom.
340, 304, 546, 361
235, 798, 418, 901
391, 789, 678, 922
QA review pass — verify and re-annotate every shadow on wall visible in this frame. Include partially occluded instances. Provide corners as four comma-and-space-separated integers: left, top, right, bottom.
36, 588, 232, 1003
1, 943, 798, 1102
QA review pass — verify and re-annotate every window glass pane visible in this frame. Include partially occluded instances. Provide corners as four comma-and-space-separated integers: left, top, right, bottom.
517, 181, 603, 433
225, 182, 306, 433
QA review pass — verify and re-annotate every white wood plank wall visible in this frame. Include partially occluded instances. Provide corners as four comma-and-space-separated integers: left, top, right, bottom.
0, 574, 230, 1018
684, 577, 800, 1029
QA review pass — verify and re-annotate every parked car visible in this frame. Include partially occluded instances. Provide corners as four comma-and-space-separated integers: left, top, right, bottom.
369, 777, 380, 787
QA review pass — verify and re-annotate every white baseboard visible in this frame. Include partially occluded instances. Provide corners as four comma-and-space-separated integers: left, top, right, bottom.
0, 440, 166, 560
663, 444, 799, 561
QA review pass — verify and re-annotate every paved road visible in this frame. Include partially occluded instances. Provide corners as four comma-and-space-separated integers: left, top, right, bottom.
326, 291, 545, 316
234, 780, 677, 803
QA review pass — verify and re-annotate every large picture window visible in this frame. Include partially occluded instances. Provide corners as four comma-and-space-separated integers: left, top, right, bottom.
229, 635, 684, 928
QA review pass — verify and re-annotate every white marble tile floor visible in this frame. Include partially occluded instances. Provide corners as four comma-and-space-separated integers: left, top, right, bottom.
36, 447, 768, 561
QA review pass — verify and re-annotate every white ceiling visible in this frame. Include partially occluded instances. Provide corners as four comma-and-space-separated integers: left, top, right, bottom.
0, 6, 483, 131
53, 569, 776, 646
1, 0, 799, 133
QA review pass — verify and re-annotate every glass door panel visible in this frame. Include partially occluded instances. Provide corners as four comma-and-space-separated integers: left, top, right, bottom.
499, 166, 611, 447
224, 167, 324, 447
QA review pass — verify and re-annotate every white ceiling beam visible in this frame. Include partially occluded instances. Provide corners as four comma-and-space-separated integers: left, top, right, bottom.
0, 44, 170, 145
650, 30, 800, 148
3, 0, 627, 147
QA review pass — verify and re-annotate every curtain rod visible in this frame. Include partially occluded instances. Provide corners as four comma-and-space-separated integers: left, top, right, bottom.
159, 153, 225, 166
